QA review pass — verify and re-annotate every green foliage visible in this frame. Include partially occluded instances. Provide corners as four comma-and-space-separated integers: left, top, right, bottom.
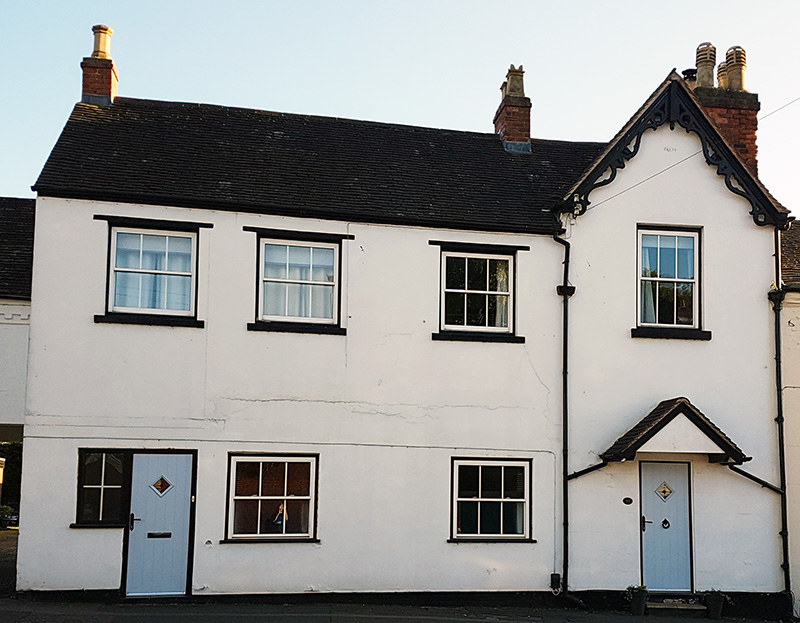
625, 585, 647, 601
0, 505, 13, 517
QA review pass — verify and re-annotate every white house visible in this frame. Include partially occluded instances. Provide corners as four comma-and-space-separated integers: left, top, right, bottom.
15, 27, 793, 615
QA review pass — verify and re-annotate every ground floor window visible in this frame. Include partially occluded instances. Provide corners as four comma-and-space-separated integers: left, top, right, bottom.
451, 458, 531, 540
227, 455, 318, 540
75, 450, 131, 526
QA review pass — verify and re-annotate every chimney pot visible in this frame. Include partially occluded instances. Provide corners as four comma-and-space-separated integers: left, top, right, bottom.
91, 24, 113, 59
725, 46, 746, 91
717, 61, 728, 89
695, 42, 716, 88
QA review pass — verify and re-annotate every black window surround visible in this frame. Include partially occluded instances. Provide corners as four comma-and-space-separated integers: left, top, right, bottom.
71, 449, 132, 529
93, 215, 212, 328
244, 226, 353, 335
430, 240, 528, 343
634, 224, 709, 341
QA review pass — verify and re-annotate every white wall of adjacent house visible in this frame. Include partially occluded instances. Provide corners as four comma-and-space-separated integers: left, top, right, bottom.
0, 299, 30, 427
564, 125, 781, 592
17, 195, 566, 593
781, 291, 800, 617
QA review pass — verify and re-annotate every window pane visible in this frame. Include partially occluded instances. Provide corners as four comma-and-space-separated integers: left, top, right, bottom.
103, 453, 125, 486
264, 244, 287, 279
233, 500, 259, 534
102, 488, 122, 523
141, 235, 167, 271
640, 280, 656, 324
287, 283, 310, 317
487, 295, 508, 328
481, 466, 502, 498
444, 292, 464, 326
658, 236, 676, 279
114, 272, 141, 308
311, 247, 335, 283
658, 283, 675, 324
503, 466, 525, 499
480, 502, 501, 534
82, 453, 103, 485
676, 283, 693, 325
259, 499, 284, 534
79, 488, 101, 523
263, 282, 287, 317
466, 293, 486, 326
467, 258, 487, 291
261, 462, 285, 496
285, 499, 309, 534
286, 462, 310, 496
458, 465, 479, 498
502, 502, 525, 535
677, 236, 694, 279
309, 284, 333, 319
445, 256, 466, 290
167, 236, 193, 273
140, 273, 166, 309
235, 462, 260, 496
457, 501, 478, 534
116, 233, 141, 269
641, 235, 658, 277
488, 260, 509, 293
165, 275, 191, 311
288, 246, 311, 280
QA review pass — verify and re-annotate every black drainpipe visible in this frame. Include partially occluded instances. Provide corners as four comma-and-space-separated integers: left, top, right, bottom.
768, 249, 791, 598
553, 233, 575, 594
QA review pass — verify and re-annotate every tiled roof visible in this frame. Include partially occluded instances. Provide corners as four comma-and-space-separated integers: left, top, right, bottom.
601, 397, 749, 465
33, 98, 604, 235
781, 226, 800, 286
0, 197, 35, 300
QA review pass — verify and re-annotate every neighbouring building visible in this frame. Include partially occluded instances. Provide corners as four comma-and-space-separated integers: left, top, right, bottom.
14, 28, 793, 615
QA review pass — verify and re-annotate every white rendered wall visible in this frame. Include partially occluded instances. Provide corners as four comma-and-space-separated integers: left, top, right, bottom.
19, 196, 565, 593
565, 126, 781, 591
0, 300, 29, 427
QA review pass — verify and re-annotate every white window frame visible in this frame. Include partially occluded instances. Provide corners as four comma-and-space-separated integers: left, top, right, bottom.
228, 455, 317, 540
451, 458, 531, 540
637, 229, 700, 329
258, 239, 339, 325
109, 227, 197, 316
440, 252, 514, 333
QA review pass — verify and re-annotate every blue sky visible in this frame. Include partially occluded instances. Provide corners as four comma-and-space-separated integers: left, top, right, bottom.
2, 1, 799, 210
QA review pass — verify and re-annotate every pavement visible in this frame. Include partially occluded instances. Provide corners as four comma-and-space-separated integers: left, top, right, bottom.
0, 530, 783, 623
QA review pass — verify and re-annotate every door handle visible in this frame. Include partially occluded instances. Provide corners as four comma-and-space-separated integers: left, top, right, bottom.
641, 515, 653, 532
129, 513, 142, 531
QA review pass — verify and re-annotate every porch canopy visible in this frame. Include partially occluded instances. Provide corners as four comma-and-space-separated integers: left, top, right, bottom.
601, 397, 750, 465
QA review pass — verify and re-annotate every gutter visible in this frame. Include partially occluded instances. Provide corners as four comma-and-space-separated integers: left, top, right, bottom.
552, 233, 575, 594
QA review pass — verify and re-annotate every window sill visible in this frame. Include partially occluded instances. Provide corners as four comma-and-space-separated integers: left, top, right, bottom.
219, 538, 320, 544
631, 327, 711, 341
69, 523, 126, 529
247, 321, 346, 335
94, 313, 204, 328
432, 331, 524, 343
447, 538, 536, 544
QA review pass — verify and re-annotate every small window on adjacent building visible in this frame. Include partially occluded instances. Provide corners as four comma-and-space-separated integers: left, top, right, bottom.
110, 229, 196, 315
259, 241, 338, 323
227, 455, 318, 540
451, 459, 531, 540
442, 253, 513, 332
638, 229, 699, 328
75, 450, 130, 526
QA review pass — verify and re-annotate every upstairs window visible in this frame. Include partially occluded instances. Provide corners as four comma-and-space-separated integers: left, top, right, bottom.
110, 229, 196, 315
638, 230, 699, 328
442, 253, 512, 332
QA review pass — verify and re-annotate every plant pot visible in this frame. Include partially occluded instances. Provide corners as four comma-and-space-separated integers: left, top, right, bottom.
0, 518, 10, 530
630, 590, 648, 616
706, 592, 725, 619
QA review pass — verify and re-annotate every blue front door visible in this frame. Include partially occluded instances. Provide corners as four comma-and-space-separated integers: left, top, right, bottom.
640, 462, 692, 591
125, 453, 194, 596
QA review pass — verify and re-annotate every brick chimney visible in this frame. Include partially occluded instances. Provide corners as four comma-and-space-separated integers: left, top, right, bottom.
690, 42, 760, 173
493, 65, 531, 153
81, 25, 118, 106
